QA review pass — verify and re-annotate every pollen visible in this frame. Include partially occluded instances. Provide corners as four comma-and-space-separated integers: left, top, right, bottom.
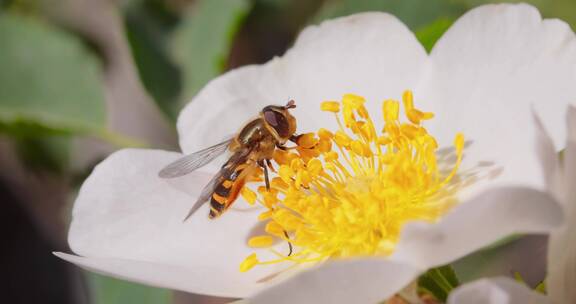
320, 101, 340, 113
241, 187, 257, 205
239, 253, 260, 272
248, 235, 275, 248
241, 90, 464, 271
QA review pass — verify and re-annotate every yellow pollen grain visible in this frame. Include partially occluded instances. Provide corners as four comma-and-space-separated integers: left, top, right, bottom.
271, 177, 288, 190
318, 128, 334, 140
239, 253, 259, 272
307, 158, 323, 175
242, 90, 465, 272
265, 220, 285, 237
383, 100, 399, 122
297, 133, 318, 148
258, 210, 274, 221
262, 191, 278, 208
240, 187, 257, 205
377, 136, 391, 145
351, 140, 366, 156
273, 150, 297, 165
248, 235, 275, 248
318, 139, 332, 153
342, 94, 365, 109
324, 151, 339, 162
402, 90, 414, 109
321, 101, 340, 112
455, 132, 465, 152
278, 165, 294, 184
334, 131, 351, 147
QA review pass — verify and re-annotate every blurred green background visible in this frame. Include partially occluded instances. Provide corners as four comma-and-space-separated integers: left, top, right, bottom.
0, 0, 573, 303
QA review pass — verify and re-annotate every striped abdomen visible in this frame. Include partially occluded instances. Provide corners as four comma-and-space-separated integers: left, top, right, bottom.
209, 162, 255, 219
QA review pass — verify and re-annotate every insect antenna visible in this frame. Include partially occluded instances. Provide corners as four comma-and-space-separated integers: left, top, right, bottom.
285, 100, 296, 109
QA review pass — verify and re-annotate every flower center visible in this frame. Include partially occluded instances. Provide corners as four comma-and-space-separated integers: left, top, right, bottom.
239, 90, 464, 272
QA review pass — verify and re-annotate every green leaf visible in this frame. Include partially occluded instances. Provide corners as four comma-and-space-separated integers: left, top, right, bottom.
172, 0, 250, 105
452, 234, 550, 289
479, 234, 523, 251
1, 0, 39, 15
123, 0, 182, 119
88, 273, 171, 304
415, 17, 454, 53
0, 13, 143, 149
311, 0, 467, 31
0, 13, 106, 134
14, 135, 70, 173
418, 264, 460, 302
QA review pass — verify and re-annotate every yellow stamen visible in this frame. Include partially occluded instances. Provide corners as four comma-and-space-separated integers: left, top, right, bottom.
265, 220, 286, 237
296, 133, 318, 148
239, 253, 259, 272
241, 90, 465, 272
383, 100, 399, 123
248, 235, 275, 248
321, 101, 340, 113
241, 187, 257, 205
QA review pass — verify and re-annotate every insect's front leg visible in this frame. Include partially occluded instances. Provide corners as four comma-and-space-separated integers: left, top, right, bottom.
265, 159, 276, 173
289, 134, 302, 144
276, 143, 298, 151
258, 160, 270, 191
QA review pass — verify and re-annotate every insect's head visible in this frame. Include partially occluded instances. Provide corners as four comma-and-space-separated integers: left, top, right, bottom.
261, 100, 297, 141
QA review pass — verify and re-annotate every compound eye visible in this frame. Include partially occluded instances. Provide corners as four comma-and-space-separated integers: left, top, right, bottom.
264, 110, 278, 126
264, 110, 289, 137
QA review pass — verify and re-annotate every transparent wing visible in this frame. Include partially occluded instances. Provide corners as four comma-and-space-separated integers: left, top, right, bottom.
182, 149, 252, 221
158, 139, 232, 178
182, 171, 225, 221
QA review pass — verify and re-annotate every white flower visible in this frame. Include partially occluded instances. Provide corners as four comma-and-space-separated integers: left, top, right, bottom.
55, 3, 575, 302
448, 277, 550, 304
441, 106, 576, 304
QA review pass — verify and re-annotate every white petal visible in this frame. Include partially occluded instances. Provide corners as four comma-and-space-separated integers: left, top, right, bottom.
448, 277, 550, 304
419, 3, 576, 195
177, 65, 281, 154
558, 106, 576, 215
547, 106, 576, 304
177, 12, 428, 153
532, 111, 561, 192
250, 259, 421, 304
279, 12, 427, 126
390, 187, 563, 269
61, 149, 286, 297
55, 252, 233, 295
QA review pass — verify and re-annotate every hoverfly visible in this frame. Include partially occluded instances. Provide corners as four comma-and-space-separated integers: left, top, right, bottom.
159, 100, 300, 220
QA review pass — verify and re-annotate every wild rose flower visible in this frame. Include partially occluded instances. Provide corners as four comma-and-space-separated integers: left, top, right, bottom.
56, 3, 575, 302
428, 107, 576, 304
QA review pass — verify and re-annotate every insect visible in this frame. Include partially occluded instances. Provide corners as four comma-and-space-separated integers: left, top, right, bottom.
159, 100, 301, 220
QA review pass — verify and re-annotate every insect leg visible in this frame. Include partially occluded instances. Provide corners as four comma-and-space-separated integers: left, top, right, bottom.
266, 159, 276, 173
258, 160, 270, 191
289, 134, 302, 144
276, 143, 298, 150
283, 230, 293, 256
